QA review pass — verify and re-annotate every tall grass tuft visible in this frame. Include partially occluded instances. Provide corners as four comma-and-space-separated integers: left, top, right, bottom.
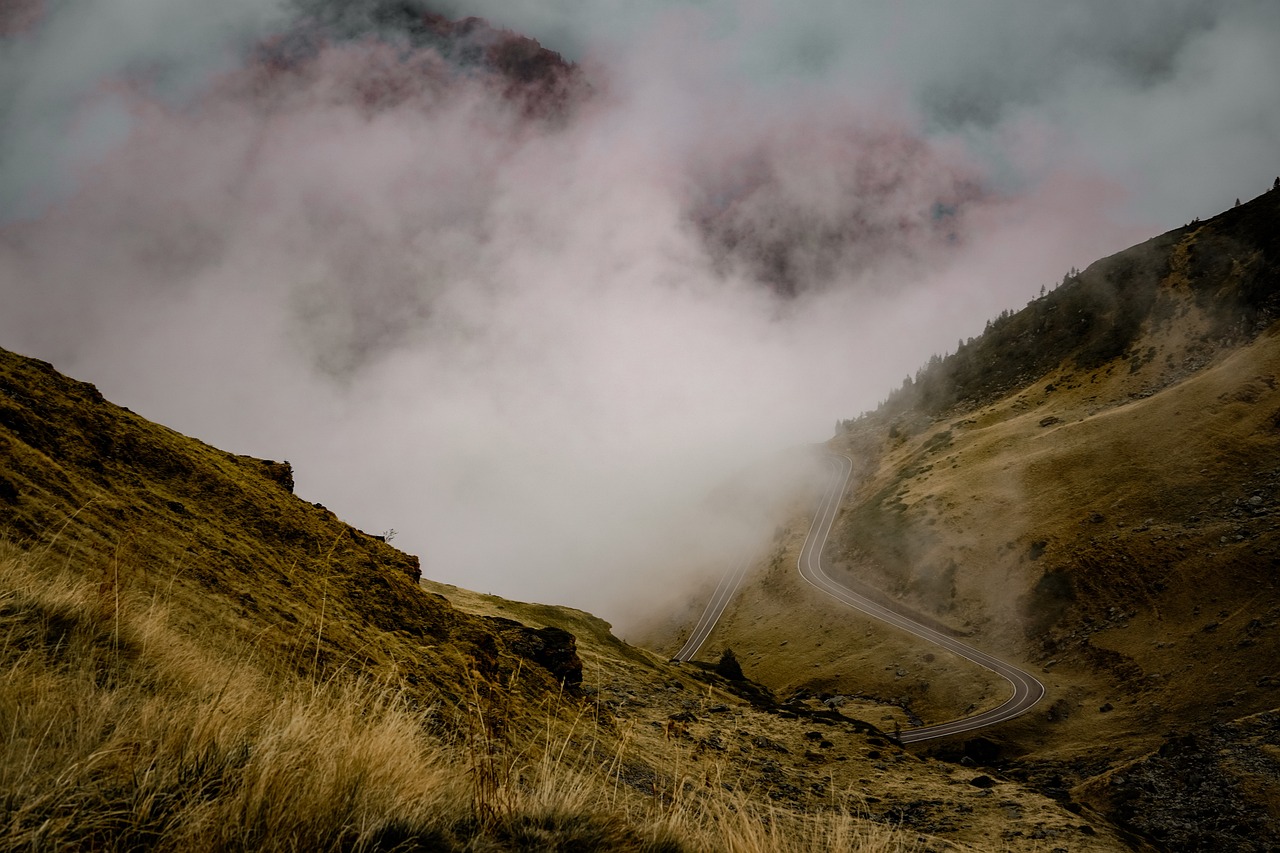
0, 540, 925, 851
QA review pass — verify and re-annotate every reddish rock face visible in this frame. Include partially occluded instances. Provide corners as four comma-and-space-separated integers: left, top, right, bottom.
483, 31, 582, 119
687, 125, 985, 296
418, 10, 586, 119
249, 6, 586, 122
0, 0, 44, 36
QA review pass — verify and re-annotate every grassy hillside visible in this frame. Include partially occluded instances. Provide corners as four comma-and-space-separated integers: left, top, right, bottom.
0, 345, 1128, 850
422, 579, 1128, 851
636, 512, 1010, 734
652, 187, 1280, 849
0, 347, 541, 702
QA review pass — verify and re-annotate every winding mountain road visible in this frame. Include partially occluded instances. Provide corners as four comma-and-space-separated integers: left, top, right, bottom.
671, 550, 754, 663
800, 453, 1044, 742
678, 452, 1045, 743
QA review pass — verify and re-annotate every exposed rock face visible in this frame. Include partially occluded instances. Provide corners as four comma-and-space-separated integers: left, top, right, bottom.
281, 2, 586, 120
246, 458, 294, 494
419, 11, 582, 118
489, 617, 583, 687
1077, 712, 1280, 852
0, 0, 42, 36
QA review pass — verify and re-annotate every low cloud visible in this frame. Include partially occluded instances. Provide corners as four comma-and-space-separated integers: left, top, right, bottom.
2, 0, 1276, 628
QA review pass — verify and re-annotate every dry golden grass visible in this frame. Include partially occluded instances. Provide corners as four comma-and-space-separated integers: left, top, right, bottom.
629, 202, 1280, 849
824, 319, 1280, 763
628, 506, 1006, 733
426, 581, 1130, 853
4, 345, 1124, 851
0, 538, 946, 852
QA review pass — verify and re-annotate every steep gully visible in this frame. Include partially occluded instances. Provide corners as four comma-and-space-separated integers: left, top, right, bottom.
673, 453, 1045, 743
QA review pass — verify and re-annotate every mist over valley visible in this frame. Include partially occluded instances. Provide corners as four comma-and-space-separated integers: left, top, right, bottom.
2, 3, 1279, 850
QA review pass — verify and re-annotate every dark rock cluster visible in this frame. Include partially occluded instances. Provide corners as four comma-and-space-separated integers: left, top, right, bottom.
1091, 712, 1280, 852
487, 617, 584, 687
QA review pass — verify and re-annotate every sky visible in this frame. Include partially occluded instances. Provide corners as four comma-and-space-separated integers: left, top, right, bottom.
1, 0, 1277, 629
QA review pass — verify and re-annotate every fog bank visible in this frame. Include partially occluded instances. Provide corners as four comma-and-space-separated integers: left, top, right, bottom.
2, 0, 1276, 627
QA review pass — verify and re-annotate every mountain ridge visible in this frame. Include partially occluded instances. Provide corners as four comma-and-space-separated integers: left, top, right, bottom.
860, 183, 1280, 423
644, 181, 1280, 850
0, 341, 1130, 850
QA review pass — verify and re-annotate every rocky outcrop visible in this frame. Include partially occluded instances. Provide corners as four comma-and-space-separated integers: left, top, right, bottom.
1076, 710, 1280, 851
488, 617, 583, 687
243, 457, 294, 493
282, 2, 586, 120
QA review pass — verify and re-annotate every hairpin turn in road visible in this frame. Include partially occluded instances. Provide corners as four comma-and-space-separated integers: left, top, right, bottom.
675, 452, 1045, 743
800, 453, 1044, 742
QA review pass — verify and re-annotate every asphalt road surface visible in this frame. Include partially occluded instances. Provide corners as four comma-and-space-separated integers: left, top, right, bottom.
673, 451, 1045, 742
798, 453, 1045, 743
671, 549, 754, 662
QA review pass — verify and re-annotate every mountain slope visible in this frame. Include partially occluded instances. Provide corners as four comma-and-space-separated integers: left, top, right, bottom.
0, 347, 545, 699
647, 185, 1280, 849
826, 186, 1280, 737
0, 343, 1131, 850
